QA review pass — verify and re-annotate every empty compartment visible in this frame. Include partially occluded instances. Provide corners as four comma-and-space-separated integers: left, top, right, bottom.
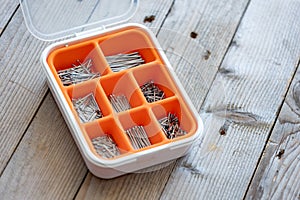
133, 63, 176, 103
118, 107, 165, 150
100, 72, 145, 112
84, 118, 132, 158
99, 29, 160, 72
151, 97, 197, 140
47, 42, 109, 86
66, 80, 112, 123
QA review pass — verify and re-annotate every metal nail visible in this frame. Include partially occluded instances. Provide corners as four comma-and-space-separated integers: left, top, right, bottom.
125, 126, 151, 150
158, 112, 187, 139
58, 59, 100, 86
109, 94, 131, 113
72, 93, 103, 123
140, 80, 165, 103
92, 135, 120, 158
106, 52, 145, 72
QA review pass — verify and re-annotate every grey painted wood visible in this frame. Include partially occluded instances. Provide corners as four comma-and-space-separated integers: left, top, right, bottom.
0, 0, 18, 34
0, 10, 49, 174
246, 67, 300, 199
160, 0, 300, 199
1, 0, 299, 199
0, 94, 87, 199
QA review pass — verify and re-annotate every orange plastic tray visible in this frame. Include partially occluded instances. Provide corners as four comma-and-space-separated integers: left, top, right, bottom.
46, 27, 198, 159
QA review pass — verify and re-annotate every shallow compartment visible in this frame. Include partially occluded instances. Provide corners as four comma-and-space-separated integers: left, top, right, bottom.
118, 107, 166, 150
47, 42, 109, 86
100, 72, 146, 112
151, 97, 197, 140
132, 63, 176, 102
84, 118, 133, 159
66, 80, 112, 123
99, 29, 160, 72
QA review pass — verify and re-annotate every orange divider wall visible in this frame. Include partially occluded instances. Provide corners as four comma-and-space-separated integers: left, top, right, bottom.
46, 26, 198, 159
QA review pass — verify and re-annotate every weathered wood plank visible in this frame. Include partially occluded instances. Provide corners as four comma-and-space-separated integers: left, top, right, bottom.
160, 0, 300, 199
0, 94, 87, 199
76, 163, 176, 200
246, 65, 300, 199
76, 0, 250, 199
0, 10, 49, 174
0, 0, 18, 34
0, 0, 175, 199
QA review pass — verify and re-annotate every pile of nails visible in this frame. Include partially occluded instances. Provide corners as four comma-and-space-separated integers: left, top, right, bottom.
92, 135, 120, 159
58, 59, 100, 86
72, 93, 103, 123
140, 80, 165, 103
126, 126, 151, 149
106, 52, 144, 72
158, 113, 187, 139
109, 94, 131, 113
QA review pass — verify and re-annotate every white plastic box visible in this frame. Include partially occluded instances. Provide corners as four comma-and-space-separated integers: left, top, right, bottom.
20, 0, 203, 178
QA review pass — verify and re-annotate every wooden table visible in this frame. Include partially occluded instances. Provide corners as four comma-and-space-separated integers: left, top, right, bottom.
0, 0, 300, 199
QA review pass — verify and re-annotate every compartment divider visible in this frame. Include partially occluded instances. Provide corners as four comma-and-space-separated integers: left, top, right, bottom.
84, 117, 134, 159
92, 42, 113, 75
117, 107, 167, 151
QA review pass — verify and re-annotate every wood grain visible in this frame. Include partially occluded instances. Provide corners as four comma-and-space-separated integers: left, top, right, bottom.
246, 67, 300, 199
76, 0, 250, 199
0, 0, 18, 34
160, 0, 300, 199
0, 94, 87, 199
0, 10, 49, 174
1, 0, 299, 199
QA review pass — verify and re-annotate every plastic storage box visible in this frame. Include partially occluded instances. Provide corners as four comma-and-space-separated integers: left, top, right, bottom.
20, 0, 204, 178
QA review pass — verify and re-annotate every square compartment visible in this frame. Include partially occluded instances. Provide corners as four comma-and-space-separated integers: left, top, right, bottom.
66, 80, 112, 123
84, 118, 133, 158
100, 72, 146, 112
118, 107, 166, 150
99, 29, 160, 66
151, 97, 197, 140
133, 63, 176, 102
47, 42, 109, 86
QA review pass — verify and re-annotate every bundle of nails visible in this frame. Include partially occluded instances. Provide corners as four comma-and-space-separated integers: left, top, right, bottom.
106, 52, 145, 72
109, 94, 131, 113
158, 113, 187, 139
140, 80, 165, 103
72, 93, 103, 123
92, 135, 120, 159
58, 59, 100, 86
126, 126, 151, 149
